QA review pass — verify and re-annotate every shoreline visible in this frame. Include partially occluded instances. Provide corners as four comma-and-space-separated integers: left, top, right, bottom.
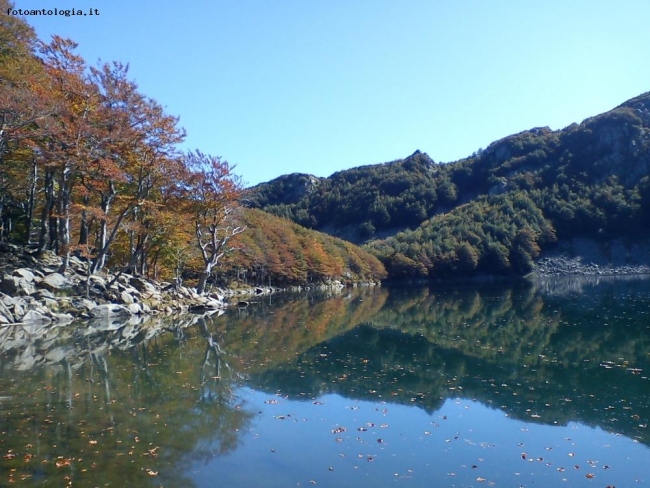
532, 255, 650, 277
3, 238, 648, 326
0, 243, 365, 326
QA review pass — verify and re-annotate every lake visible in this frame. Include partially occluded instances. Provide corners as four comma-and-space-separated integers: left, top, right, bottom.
1, 276, 649, 487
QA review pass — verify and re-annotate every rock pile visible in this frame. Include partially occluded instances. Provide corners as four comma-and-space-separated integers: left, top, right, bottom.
533, 238, 650, 277
534, 255, 650, 277
0, 244, 238, 325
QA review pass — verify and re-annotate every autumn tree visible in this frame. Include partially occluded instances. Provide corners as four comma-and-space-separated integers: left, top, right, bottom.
0, 2, 54, 242
82, 62, 185, 275
184, 151, 245, 294
36, 36, 100, 272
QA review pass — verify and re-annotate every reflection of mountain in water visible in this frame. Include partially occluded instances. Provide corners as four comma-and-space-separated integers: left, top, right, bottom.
1, 277, 649, 481
247, 280, 650, 445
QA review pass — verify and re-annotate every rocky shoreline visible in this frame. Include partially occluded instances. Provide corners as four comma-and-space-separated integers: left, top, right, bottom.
533, 255, 650, 277
0, 243, 279, 326
532, 238, 650, 277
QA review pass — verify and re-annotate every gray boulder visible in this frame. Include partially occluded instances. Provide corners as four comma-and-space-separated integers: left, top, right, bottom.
39, 273, 72, 292
13, 268, 36, 282
21, 310, 52, 325
129, 277, 157, 294
0, 298, 15, 323
90, 304, 132, 318
120, 290, 135, 304
1, 274, 36, 295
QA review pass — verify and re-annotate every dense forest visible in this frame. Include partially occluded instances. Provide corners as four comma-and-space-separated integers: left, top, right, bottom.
250, 94, 650, 279
0, 2, 385, 288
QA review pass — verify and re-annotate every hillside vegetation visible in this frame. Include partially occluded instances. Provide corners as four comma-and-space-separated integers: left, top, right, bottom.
220, 208, 386, 286
0, 3, 386, 288
249, 93, 650, 279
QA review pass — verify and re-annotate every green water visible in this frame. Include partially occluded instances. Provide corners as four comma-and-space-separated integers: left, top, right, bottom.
1, 277, 649, 487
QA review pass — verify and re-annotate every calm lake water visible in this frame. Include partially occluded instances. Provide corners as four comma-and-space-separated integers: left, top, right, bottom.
1, 277, 649, 487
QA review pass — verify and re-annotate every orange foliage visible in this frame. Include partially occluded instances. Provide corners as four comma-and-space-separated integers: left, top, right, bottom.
224, 209, 386, 286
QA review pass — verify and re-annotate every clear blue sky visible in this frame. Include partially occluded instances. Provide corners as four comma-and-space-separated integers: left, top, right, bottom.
13, 0, 650, 186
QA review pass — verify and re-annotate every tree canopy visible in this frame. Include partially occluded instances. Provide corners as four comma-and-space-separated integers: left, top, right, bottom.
0, 5, 386, 289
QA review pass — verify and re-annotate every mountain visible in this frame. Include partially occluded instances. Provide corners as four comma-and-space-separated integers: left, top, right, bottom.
246, 150, 445, 242
247, 92, 650, 279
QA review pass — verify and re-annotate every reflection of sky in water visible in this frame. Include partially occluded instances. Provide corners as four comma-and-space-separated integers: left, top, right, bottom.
2, 279, 649, 486
189, 388, 649, 488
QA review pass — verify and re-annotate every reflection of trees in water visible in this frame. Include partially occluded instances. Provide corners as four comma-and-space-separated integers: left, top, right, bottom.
247, 280, 650, 446
374, 281, 558, 366
211, 287, 389, 373
0, 314, 254, 487
1, 278, 649, 484
197, 317, 245, 405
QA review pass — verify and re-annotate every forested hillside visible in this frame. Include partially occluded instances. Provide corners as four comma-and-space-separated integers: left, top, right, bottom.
0, 3, 386, 289
250, 93, 650, 279
246, 150, 449, 240
220, 208, 386, 286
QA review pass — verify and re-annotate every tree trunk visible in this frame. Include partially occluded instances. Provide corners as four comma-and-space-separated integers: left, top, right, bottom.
78, 194, 90, 246
0, 200, 5, 242
90, 204, 132, 274
38, 168, 55, 254
196, 264, 213, 295
92, 188, 115, 273
56, 168, 72, 274
25, 158, 37, 244
57, 207, 70, 273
